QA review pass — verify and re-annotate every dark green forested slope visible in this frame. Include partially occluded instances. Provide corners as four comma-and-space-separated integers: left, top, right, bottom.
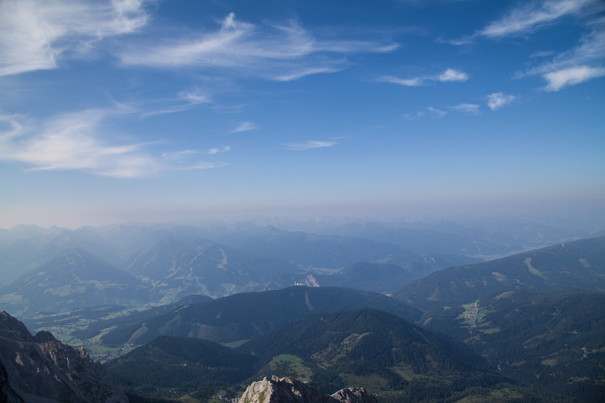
107, 335, 258, 399
422, 289, 605, 403
101, 287, 421, 346
237, 308, 515, 402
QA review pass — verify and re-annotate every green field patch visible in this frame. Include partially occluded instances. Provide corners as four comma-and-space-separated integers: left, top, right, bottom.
221, 339, 250, 349
524, 257, 547, 280
482, 327, 500, 334
265, 354, 313, 382
127, 324, 149, 344
0, 293, 24, 303
389, 366, 428, 381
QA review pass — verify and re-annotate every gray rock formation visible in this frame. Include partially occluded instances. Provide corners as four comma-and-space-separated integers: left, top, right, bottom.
240, 376, 378, 403
0, 311, 127, 403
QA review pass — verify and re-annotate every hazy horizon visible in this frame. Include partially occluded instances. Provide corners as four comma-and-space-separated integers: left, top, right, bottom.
1, 0, 604, 231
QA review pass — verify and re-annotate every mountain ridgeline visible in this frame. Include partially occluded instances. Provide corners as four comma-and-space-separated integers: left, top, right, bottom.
393, 236, 605, 310
1, 222, 603, 403
0, 222, 485, 317
101, 286, 421, 346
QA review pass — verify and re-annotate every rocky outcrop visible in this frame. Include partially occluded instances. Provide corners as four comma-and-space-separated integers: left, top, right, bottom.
0, 359, 24, 403
240, 376, 378, 403
0, 311, 127, 403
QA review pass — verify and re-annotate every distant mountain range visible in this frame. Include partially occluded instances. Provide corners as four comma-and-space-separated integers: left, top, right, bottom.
393, 236, 605, 310
260, 254, 481, 293
124, 234, 300, 302
0, 249, 150, 317
0, 221, 492, 317
299, 217, 593, 256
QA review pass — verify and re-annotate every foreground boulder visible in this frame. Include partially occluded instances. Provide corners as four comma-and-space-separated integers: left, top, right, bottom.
240, 376, 378, 403
0, 311, 127, 403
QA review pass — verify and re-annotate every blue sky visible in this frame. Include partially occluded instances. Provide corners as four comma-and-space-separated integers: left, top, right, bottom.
0, 0, 604, 228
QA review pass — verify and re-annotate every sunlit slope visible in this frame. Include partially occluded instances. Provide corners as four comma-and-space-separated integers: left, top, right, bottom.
393, 236, 605, 310
124, 234, 300, 302
101, 286, 421, 346
0, 248, 149, 317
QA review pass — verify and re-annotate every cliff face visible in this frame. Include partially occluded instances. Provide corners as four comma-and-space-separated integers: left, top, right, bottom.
0, 311, 127, 403
240, 376, 378, 403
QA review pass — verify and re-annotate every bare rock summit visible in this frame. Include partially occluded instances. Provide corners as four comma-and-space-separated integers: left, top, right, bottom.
240, 375, 378, 403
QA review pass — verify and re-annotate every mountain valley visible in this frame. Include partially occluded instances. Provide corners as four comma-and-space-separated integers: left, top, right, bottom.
0, 222, 603, 403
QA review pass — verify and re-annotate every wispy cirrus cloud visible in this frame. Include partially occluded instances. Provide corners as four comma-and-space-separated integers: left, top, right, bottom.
449, 103, 481, 114
445, 1, 605, 90
444, 0, 597, 45
521, 20, 605, 90
0, 0, 149, 76
0, 108, 226, 178
207, 146, 231, 155
376, 68, 469, 87
284, 140, 338, 151
479, 0, 595, 38
487, 92, 515, 110
141, 89, 213, 117
230, 121, 258, 133
119, 13, 398, 81
406, 103, 481, 119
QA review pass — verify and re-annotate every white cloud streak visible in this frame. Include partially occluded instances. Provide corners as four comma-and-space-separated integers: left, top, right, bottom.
284, 140, 338, 151
179, 89, 212, 104
119, 13, 398, 81
449, 103, 481, 114
207, 146, 231, 155
230, 121, 258, 133
0, 109, 226, 178
480, 0, 595, 38
543, 65, 605, 90
438, 69, 469, 82
487, 92, 515, 110
140, 89, 212, 117
376, 68, 468, 87
407, 103, 481, 119
518, 18, 605, 90
0, 0, 149, 76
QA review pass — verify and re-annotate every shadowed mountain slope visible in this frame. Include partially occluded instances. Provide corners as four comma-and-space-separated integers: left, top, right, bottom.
0, 311, 127, 403
101, 287, 421, 346
106, 335, 259, 396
